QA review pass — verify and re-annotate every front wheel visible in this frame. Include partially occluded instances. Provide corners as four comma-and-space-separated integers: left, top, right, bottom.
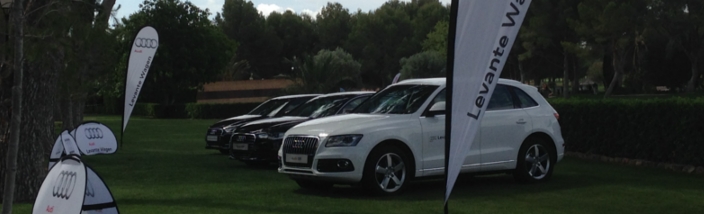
361, 145, 411, 195
514, 138, 555, 183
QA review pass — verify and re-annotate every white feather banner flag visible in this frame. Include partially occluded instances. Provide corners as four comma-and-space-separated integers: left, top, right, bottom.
444, 0, 532, 210
123, 26, 159, 137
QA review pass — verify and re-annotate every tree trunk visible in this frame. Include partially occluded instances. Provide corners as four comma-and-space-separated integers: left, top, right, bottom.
518, 60, 525, 83
1, 0, 24, 210
562, 52, 569, 98
605, 49, 625, 98
61, 97, 74, 130
571, 55, 579, 94
686, 50, 702, 93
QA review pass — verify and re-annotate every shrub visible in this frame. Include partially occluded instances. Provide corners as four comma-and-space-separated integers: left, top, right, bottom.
549, 97, 704, 166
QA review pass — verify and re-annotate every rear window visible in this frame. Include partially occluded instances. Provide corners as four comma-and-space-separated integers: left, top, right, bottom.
512, 87, 539, 108
487, 85, 515, 111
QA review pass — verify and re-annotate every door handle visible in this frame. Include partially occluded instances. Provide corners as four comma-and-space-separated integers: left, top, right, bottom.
516, 119, 526, 124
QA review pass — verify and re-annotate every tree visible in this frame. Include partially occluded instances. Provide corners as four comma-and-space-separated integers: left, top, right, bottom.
116, 0, 236, 105
422, 20, 448, 58
286, 48, 361, 93
58, 0, 117, 130
570, 0, 650, 97
652, 0, 704, 92
216, 0, 281, 79
316, 2, 352, 50
1, 0, 73, 204
399, 50, 446, 80
266, 10, 317, 77
520, 0, 581, 98
345, 1, 415, 88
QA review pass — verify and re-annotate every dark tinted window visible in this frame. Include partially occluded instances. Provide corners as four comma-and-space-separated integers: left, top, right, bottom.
512, 87, 539, 108
286, 95, 355, 118
341, 96, 371, 114
354, 85, 438, 114
273, 97, 313, 117
247, 99, 289, 115
487, 85, 515, 111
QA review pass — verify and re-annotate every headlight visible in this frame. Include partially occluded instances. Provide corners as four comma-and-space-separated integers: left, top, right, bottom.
268, 132, 285, 140
251, 129, 269, 139
325, 135, 363, 147
223, 126, 237, 133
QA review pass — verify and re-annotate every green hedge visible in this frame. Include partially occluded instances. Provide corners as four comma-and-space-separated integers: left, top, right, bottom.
185, 103, 262, 119
549, 97, 704, 166
86, 102, 262, 119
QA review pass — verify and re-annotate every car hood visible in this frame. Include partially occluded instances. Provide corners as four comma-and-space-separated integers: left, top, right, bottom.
237, 116, 308, 133
286, 113, 407, 137
210, 114, 264, 128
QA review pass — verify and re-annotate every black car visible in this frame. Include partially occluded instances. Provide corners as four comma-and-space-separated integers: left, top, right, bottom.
205, 94, 321, 154
229, 91, 374, 165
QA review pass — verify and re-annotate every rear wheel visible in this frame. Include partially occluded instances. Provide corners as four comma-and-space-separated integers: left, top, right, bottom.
514, 138, 555, 183
361, 145, 411, 195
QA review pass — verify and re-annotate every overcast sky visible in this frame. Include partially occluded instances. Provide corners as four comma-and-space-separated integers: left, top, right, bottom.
113, 0, 452, 22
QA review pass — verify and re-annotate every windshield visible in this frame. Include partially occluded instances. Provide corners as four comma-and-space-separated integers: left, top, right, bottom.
353, 85, 438, 114
286, 95, 355, 118
247, 99, 290, 115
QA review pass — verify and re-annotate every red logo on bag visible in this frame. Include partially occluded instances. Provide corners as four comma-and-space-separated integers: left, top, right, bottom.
135, 50, 143, 53
46, 205, 54, 213
89, 142, 95, 146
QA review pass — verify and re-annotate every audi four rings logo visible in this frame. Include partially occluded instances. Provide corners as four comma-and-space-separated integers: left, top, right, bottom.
292, 139, 304, 149
134, 37, 158, 49
84, 127, 104, 139
52, 171, 77, 200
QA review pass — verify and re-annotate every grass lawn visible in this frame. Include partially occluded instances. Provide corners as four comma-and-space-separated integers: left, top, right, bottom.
2, 115, 704, 213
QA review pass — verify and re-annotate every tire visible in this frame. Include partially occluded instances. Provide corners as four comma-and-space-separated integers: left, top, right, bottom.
295, 180, 333, 191
514, 137, 555, 183
361, 145, 411, 195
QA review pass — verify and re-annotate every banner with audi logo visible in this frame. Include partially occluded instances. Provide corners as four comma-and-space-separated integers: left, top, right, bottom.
61, 130, 81, 157
49, 134, 65, 169
81, 166, 120, 214
123, 26, 159, 140
74, 121, 118, 155
33, 155, 87, 214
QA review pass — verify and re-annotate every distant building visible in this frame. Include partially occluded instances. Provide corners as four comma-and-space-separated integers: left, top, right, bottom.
197, 79, 294, 103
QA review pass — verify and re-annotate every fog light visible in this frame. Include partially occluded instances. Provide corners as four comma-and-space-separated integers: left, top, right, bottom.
317, 159, 354, 172
337, 160, 351, 169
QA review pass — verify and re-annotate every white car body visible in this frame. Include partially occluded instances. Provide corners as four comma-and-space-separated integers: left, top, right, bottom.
277, 78, 564, 187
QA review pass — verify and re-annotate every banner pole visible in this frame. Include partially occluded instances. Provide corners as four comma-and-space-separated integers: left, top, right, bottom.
444, 1, 460, 213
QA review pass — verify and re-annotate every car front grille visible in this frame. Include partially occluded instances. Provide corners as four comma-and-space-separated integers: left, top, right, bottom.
231, 134, 256, 143
282, 136, 319, 168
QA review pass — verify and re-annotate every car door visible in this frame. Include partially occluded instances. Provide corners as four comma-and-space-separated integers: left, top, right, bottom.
480, 84, 533, 171
419, 89, 481, 176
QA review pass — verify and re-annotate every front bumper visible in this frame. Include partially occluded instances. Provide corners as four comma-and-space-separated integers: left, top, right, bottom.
277, 136, 367, 184
204, 128, 231, 150
230, 133, 282, 162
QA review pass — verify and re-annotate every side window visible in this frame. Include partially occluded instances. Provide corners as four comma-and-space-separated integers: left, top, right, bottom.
426, 88, 446, 114
512, 87, 539, 108
487, 85, 515, 111
341, 96, 369, 113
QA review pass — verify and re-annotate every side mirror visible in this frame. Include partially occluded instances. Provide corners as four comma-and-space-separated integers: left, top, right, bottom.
426, 101, 446, 117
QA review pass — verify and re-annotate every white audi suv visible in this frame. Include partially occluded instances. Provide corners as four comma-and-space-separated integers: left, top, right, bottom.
277, 78, 564, 194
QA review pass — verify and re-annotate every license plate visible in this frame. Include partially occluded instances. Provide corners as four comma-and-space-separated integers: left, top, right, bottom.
285, 154, 308, 164
232, 143, 248, 151
207, 135, 218, 141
